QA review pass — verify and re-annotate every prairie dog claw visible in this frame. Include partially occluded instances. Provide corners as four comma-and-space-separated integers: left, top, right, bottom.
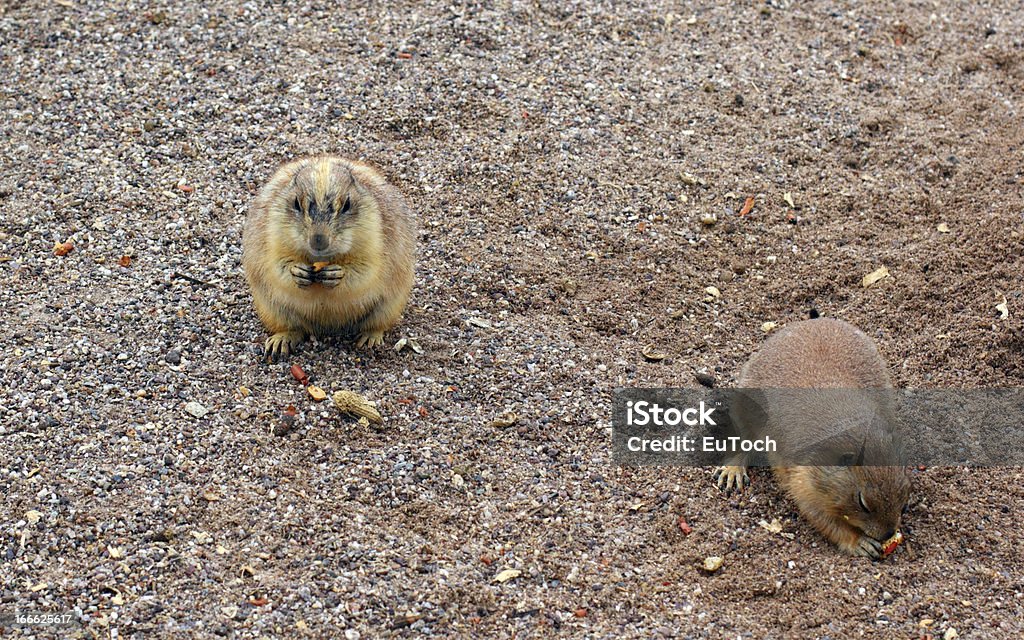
356, 330, 385, 348
264, 331, 305, 363
714, 465, 750, 492
316, 264, 346, 288
289, 263, 315, 288
849, 535, 884, 559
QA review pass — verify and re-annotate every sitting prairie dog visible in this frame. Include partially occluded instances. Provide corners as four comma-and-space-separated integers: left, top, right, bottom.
242, 155, 416, 361
716, 317, 911, 558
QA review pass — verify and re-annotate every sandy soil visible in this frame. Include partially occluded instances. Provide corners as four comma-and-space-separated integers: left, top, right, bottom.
1, 0, 1023, 637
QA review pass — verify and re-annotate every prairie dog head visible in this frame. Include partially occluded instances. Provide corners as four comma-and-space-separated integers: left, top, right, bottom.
275, 158, 379, 259
782, 410, 911, 543
807, 463, 910, 543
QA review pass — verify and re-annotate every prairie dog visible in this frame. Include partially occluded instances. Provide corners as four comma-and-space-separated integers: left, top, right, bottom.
242, 155, 416, 361
717, 318, 910, 558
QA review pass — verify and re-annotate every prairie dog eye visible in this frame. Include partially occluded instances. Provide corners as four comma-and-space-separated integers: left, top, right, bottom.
340, 196, 351, 215
292, 197, 303, 214
857, 491, 870, 513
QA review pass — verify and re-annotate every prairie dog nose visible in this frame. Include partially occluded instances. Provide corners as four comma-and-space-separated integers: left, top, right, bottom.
310, 233, 329, 252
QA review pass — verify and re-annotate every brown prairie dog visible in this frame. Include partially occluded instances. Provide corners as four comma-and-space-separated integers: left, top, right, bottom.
242, 155, 416, 362
717, 318, 911, 558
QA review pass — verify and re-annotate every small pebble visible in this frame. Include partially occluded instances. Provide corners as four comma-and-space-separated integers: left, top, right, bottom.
184, 402, 209, 419
694, 372, 716, 388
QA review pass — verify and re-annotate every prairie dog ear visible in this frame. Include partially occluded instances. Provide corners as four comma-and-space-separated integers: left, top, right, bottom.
854, 438, 866, 466
351, 174, 370, 198
837, 440, 867, 466
336, 164, 370, 197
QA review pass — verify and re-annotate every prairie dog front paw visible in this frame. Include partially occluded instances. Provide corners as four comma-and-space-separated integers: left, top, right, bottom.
842, 534, 883, 559
315, 264, 346, 288
289, 263, 316, 288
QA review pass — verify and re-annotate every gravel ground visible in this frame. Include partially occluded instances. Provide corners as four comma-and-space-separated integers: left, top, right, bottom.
2, 0, 1023, 638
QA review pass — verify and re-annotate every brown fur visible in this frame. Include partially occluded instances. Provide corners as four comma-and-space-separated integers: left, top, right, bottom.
720, 318, 911, 558
242, 155, 416, 361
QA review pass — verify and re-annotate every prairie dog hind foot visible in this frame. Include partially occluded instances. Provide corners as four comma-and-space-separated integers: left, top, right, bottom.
355, 330, 385, 349
714, 463, 750, 492
264, 331, 305, 363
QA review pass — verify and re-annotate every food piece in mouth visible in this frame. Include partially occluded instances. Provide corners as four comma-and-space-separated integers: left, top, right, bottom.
882, 530, 904, 557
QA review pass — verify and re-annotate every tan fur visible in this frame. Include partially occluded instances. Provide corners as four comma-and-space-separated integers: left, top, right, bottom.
721, 318, 911, 558
242, 155, 415, 360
